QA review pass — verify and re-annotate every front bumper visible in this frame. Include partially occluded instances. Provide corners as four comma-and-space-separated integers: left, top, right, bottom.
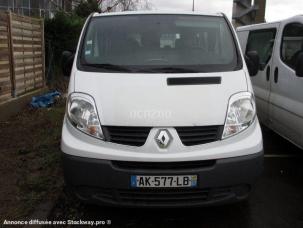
62, 151, 263, 207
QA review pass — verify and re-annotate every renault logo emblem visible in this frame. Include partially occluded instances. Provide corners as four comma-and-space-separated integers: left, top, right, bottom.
155, 129, 172, 148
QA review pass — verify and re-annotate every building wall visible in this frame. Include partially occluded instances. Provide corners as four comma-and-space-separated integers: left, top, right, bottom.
232, 0, 266, 27
255, 0, 266, 24
0, 0, 73, 18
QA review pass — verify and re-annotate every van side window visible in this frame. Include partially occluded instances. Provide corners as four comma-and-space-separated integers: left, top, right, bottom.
281, 23, 303, 69
246, 29, 276, 70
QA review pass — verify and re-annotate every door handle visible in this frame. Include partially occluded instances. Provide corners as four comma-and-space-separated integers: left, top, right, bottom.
266, 66, 270, 81
274, 67, 279, 83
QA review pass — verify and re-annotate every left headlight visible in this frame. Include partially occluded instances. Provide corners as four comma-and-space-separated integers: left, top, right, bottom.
222, 92, 256, 139
67, 93, 104, 139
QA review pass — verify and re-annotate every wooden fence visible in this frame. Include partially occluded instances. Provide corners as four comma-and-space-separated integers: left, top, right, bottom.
0, 11, 45, 103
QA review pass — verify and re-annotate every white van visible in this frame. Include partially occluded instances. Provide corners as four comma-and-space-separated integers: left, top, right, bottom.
237, 16, 303, 150
61, 11, 263, 207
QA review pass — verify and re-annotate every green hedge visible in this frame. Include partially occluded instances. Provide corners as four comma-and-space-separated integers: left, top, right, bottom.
45, 11, 85, 64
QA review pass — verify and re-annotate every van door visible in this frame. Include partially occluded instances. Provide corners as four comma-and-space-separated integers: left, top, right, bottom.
237, 30, 249, 53
245, 27, 278, 125
269, 18, 303, 148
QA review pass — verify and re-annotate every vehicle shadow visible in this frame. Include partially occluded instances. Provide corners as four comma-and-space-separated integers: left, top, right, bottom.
261, 125, 302, 156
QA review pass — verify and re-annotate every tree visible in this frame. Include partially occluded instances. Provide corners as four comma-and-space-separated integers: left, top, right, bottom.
99, 0, 152, 13
73, 0, 152, 16
74, 0, 100, 18
119, 0, 152, 11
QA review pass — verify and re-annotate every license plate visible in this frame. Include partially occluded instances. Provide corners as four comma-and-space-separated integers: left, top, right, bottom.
131, 175, 197, 188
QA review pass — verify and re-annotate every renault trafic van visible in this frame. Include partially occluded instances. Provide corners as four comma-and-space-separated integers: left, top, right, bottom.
237, 16, 303, 150
61, 11, 263, 207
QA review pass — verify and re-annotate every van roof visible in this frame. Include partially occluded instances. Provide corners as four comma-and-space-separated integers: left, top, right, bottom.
92, 11, 224, 18
237, 15, 303, 31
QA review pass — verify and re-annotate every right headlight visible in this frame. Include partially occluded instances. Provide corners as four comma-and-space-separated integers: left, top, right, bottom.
222, 92, 256, 139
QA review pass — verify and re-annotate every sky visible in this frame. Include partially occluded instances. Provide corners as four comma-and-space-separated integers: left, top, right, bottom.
150, 0, 303, 22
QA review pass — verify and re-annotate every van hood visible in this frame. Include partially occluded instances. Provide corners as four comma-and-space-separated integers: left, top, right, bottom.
74, 70, 248, 127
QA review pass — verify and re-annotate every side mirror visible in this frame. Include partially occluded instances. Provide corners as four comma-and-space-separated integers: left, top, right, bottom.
295, 52, 303, 77
245, 51, 260, 77
61, 51, 75, 77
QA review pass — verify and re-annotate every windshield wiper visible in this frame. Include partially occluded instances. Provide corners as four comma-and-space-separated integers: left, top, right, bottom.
138, 67, 200, 73
82, 63, 132, 72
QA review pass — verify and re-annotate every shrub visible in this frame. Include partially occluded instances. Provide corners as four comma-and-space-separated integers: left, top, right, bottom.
45, 11, 85, 63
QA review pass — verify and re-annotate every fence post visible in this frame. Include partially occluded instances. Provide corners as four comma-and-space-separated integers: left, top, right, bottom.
40, 18, 45, 87
7, 10, 16, 98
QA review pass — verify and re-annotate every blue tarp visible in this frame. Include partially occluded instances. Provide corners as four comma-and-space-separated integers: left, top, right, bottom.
30, 91, 61, 108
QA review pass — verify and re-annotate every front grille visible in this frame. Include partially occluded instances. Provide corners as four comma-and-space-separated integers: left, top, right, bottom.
102, 125, 223, 147
175, 126, 223, 146
76, 187, 239, 206
112, 160, 216, 171
102, 126, 151, 147
118, 189, 211, 204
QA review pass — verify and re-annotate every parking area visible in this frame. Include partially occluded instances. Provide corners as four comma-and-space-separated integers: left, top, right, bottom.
0, 103, 302, 227
49, 127, 303, 228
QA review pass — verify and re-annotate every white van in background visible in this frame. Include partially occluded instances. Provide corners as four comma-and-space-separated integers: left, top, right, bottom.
237, 16, 303, 149
60, 11, 263, 207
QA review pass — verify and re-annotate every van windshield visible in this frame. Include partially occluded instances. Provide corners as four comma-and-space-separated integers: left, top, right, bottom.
79, 14, 240, 73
